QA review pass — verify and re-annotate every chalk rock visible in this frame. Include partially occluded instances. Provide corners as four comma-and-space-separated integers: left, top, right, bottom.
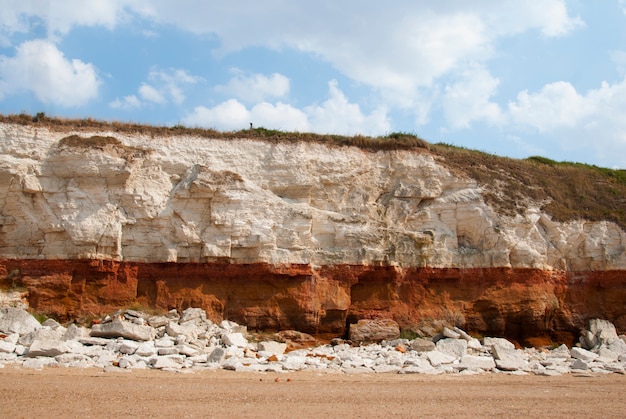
0, 340, 16, 354
27, 339, 70, 357
443, 327, 461, 339
580, 319, 619, 350
0, 308, 41, 336
426, 350, 456, 367
63, 324, 89, 341
492, 344, 529, 371
258, 341, 287, 356
179, 307, 207, 324
222, 332, 248, 348
456, 355, 496, 372
409, 337, 436, 352
135, 341, 157, 357
483, 337, 515, 350
207, 347, 226, 364
570, 358, 590, 370
151, 355, 184, 369
570, 346, 599, 362
349, 319, 400, 342
90, 317, 154, 341
435, 338, 467, 358
118, 340, 140, 355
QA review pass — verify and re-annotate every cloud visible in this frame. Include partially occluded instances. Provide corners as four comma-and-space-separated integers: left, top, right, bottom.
507, 78, 626, 167
0, 1, 135, 41
138, 83, 166, 104
216, 70, 290, 103
183, 99, 308, 132
441, 64, 503, 129
0, 39, 100, 106
109, 94, 140, 110
109, 67, 201, 109
183, 80, 389, 135
508, 82, 591, 132
305, 80, 390, 135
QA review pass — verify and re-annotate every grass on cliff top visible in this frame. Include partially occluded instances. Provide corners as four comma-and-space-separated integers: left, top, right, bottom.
2, 112, 625, 230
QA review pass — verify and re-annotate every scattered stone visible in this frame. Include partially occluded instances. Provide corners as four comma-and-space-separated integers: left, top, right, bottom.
483, 337, 515, 350
409, 337, 436, 352
258, 341, 287, 356
349, 319, 400, 342
571, 347, 599, 362
426, 350, 456, 367
0, 308, 41, 336
91, 317, 154, 341
0, 307, 624, 377
435, 338, 467, 358
27, 339, 70, 357
222, 332, 248, 348
443, 327, 461, 339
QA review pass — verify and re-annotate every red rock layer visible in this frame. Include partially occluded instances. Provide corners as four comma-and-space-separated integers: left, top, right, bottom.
1, 259, 625, 346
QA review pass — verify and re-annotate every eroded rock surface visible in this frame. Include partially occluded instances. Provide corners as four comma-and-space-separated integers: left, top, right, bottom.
0, 123, 625, 343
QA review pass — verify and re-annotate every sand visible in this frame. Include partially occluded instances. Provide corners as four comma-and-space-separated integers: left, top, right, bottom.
1, 367, 625, 418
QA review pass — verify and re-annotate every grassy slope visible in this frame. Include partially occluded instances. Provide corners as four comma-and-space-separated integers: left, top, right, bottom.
2, 113, 625, 230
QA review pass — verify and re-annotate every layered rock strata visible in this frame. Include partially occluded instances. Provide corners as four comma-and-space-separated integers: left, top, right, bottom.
0, 123, 625, 345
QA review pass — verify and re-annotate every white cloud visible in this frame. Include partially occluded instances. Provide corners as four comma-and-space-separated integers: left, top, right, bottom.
109, 94, 140, 109
508, 82, 591, 132
183, 99, 308, 132
216, 70, 290, 103
110, 67, 201, 110
0, 39, 100, 106
183, 80, 389, 135
441, 64, 503, 129
138, 83, 166, 104
0, 0, 135, 41
507, 78, 626, 167
183, 99, 250, 130
306, 80, 390, 135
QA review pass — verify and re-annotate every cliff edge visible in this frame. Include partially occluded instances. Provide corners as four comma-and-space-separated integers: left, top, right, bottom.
1, 120, 625, 345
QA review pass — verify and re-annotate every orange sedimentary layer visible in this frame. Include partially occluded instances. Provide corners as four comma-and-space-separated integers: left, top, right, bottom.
1, 259, 625, 346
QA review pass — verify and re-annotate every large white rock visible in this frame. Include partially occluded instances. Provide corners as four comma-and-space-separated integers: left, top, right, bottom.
27, 339, 70, 357
258, 341, 287, 356
0, 308, 41, 336
222, 332, 248, 348
571, 347, 599, 362
90, 317, 154, 341
435, 338, 467, 358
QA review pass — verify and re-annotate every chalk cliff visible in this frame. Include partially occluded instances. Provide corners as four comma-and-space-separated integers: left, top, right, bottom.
1, 122, 625, 345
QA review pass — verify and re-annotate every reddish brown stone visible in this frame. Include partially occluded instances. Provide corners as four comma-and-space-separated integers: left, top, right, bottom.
1, 258, 625, 346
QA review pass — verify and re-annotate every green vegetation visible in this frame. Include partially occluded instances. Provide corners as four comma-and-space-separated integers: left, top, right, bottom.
2, 113, 625, 230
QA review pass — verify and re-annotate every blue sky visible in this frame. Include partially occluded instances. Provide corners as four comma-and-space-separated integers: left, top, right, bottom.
1, 1, 626, 169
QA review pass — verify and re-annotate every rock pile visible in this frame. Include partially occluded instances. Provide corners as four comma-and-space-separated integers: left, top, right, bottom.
1, 307, 625, 375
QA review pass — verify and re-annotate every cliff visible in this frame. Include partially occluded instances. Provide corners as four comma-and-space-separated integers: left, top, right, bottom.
1, 120, 625, 345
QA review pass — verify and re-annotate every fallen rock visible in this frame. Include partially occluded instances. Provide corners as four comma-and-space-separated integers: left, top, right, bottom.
222, 332, 248, 348
571, 347, 599, 362
258, 341, 287, 356
483, 337, 515, 350
409, 337, 436, 352
580, 319, 620, 350
435, 338, 467, 358
0, 308, 41, 336
27, 339, 70, 357
348, 319, 400, 342
90, 317, 154, 341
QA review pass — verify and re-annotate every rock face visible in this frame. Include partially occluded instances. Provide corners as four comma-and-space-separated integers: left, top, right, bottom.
0, 123, 625, 344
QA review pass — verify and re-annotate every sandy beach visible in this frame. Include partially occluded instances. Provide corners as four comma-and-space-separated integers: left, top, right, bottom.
1, 367, 625, 418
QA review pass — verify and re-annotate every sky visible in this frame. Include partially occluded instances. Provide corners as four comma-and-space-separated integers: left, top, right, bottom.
1, 1, 626, 169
